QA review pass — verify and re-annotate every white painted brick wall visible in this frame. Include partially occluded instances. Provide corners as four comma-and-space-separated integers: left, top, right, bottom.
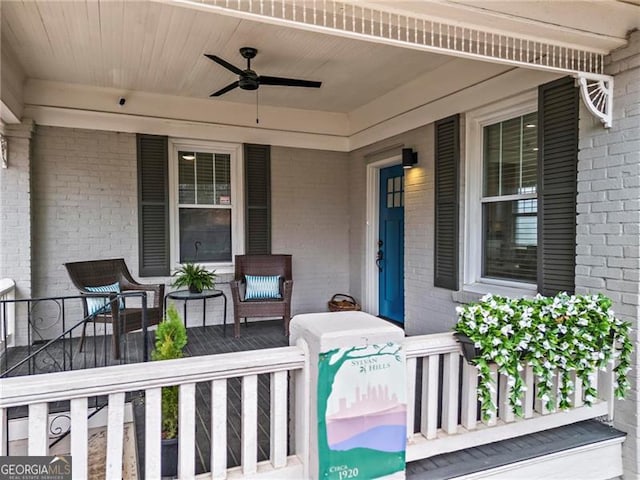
576, 30, 640, 477
271, 146, 350, 314
0, 121, 34, 345
31, 126, 140, 338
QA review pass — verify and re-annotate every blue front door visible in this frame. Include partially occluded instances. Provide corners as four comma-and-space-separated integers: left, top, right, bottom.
378, 165, 405, 323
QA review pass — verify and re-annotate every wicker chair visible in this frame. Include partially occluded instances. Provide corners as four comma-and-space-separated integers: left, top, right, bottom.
64, 258, 164, 359
230, 254, 293, 337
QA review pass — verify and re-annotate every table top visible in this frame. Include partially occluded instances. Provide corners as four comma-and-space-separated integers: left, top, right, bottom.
165, 289, 225, 300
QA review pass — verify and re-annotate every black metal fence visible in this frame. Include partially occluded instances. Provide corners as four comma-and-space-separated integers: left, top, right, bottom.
0, 291, 152, 378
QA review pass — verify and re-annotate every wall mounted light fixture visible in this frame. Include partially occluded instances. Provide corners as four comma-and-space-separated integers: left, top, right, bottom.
402, 148, 417, 169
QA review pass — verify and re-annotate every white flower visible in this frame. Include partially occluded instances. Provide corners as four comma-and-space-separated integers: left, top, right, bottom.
500, 324, 514, 336
537, 324, 546, 333
492, 337, 502, 346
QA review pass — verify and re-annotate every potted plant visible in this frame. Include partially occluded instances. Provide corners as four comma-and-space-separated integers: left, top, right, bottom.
172, 262, 216, 293
454, 292, 632, 421
152, 304, 188, 477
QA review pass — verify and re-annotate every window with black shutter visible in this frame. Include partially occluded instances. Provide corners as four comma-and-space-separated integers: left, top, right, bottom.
244, 144, 271, 254
456, 77, 578, 294
434, 114, 460, 290
537, 77, 579, 295
137, 134, 170, 277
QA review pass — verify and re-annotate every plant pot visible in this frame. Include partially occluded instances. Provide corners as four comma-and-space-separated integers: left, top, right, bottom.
454, 332, 481, 364
188, 284, 202, 294
161, 437, 178, 478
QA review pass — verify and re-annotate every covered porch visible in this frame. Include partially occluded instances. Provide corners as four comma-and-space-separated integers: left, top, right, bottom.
1, 0, 639, 478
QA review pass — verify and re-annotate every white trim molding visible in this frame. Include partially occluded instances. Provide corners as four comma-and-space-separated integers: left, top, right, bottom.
364, 154, 402, 314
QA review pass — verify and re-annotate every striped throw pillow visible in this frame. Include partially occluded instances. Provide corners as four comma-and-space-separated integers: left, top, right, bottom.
85, 282, 123, 315
244, 275, 282, 300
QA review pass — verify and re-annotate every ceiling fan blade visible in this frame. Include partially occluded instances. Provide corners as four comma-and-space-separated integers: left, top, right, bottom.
210, 81, 239, 97
259, 75, 322, 88
204, 54, 244, 75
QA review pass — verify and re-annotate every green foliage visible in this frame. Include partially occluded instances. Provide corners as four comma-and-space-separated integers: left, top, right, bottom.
171, 263, 216, 293
454, 293, 633, 422
152, 304, 188, 439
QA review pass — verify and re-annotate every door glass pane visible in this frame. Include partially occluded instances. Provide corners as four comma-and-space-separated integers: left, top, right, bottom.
394, 192, 401, 207
179, 208, 232, 262
387, 178, 393, 192
482, 200, 537, 283
387, 193, 393, 209
394, 176, 401, 192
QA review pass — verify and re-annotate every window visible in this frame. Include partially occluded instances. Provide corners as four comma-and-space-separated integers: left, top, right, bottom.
170, 141, 243, 269
464, 93, 539, 292
459, 78, 578, 296
481, 112, 538, 283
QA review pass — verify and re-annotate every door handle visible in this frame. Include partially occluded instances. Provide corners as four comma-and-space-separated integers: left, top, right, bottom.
376, 250, 384, 272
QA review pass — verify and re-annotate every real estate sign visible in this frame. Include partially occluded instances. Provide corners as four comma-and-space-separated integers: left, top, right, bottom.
317, 342, 406, 479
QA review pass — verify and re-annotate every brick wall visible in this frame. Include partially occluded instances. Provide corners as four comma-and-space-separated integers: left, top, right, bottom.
30, 126, 139, 337
271, 146, 350, 314
0, 121, 34, 345
576, 30, 640, 476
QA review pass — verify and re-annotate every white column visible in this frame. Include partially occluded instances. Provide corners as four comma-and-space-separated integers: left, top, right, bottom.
290, 311, 406, 480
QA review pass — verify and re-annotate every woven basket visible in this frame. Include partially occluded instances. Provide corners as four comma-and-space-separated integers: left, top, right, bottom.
328, 294, 361, 312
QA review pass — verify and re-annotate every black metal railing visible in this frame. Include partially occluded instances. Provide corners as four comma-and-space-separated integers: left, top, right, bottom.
0, 291, 151, 378
0, 291, 153, 454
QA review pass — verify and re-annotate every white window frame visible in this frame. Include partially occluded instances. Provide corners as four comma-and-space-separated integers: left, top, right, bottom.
168, 139, 244, 274
463, 91, 539, 297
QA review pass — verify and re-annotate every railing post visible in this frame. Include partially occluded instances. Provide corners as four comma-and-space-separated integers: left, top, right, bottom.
290, 311, 406, 480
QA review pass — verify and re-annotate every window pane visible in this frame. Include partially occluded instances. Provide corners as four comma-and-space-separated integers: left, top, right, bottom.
483, 200, 537, 283
196, 153, 215, 204
500, 117, 521, 196
179, 152, 195, 204
179, 208, 232, 263
483, 124, 501, 197
215, 154, 231, 204
521, 112, 538, 192
483, 112, 538, 197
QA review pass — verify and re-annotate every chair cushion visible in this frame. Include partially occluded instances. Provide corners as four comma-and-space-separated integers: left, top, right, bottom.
244, 275, 282, 300
85, 282, 123, 315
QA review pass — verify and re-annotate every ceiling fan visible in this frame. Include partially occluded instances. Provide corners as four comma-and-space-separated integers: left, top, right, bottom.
204, 47, 322, 97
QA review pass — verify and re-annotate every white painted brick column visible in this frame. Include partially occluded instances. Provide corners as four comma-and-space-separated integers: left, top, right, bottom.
290, 311, 406, 480
0, 120, 35, 346
576, 30, 640, 477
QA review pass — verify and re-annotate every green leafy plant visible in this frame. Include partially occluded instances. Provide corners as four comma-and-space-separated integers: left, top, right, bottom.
152, 304, 188, 439
172, 263, 216, 293
454, 292, 632, 422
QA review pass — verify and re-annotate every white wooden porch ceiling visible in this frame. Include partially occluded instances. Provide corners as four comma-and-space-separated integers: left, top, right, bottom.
1, 0, 638, 114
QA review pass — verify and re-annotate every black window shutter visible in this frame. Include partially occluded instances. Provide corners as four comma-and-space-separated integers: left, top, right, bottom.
244, 144, 271, 254
434, 114, 460, 290
137, 134, 170, 277
537, 77, 579, 295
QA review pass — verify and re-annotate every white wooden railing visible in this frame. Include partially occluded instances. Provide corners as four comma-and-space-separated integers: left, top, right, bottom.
0, 278, 16, 350
0, 329, 616, 479
0, 346, 307, 480
403, 332, 615, 462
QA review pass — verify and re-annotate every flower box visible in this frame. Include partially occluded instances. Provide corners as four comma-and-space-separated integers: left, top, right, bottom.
453, 292, 632, 421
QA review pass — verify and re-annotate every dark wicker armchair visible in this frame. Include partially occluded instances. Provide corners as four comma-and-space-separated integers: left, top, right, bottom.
64, 258, 164, 359
230, 254, 293, 337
